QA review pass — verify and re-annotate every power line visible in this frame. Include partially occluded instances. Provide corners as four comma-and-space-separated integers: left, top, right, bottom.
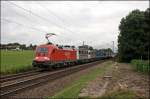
37, 3, 82, 36
1, 18, 46, 33
37, 3, 72, 27
7, 1, 78, 34
2, 4, 49, 33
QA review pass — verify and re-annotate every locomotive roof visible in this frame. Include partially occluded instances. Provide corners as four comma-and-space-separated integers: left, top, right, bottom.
38, 44, 58, 48
37, 44, 76, 51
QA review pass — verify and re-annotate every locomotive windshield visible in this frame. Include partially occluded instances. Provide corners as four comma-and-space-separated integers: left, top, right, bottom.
37, 47, 48, 53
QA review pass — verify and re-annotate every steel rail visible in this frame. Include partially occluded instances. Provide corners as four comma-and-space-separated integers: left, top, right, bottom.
0, 69, 41, 83
0, 59, 107, 98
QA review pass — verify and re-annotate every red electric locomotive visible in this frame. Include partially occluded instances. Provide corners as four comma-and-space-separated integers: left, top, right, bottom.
32, 43, 77, 68
32, 33, 112, 69
32, 33, 77, 68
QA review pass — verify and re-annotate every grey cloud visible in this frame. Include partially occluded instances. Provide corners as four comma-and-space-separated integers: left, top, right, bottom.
1, 1, 149, 50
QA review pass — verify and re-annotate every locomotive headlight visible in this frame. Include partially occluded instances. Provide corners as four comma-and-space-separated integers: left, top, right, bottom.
35, 57, 39, 60
44, 57, 50, 60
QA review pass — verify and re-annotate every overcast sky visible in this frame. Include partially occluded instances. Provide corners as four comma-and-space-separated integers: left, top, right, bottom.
1, 1, 149, 51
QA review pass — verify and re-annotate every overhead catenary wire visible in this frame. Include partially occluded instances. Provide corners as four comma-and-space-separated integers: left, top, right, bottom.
37, 3, 83, 37
2, 4, 49, 33
3, 1, 93, 46
36, 3, 83, 41
7, 1, 79, 35
1, 18, 46, 33
37, 3, 73, 28
3, 1, 79, 44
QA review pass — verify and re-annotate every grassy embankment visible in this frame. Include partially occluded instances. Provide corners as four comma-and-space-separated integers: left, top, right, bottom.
52, 61, 138, 99
0, 50, 35, 75
131, 59, 149, 74
52, 61, 113, 98
99, 89, 137, 99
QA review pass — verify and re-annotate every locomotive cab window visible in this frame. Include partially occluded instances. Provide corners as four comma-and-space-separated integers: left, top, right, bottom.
37, 47, 48, 53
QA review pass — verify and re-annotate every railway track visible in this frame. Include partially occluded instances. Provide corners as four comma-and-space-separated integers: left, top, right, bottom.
0, 69, 41, 83
0, 60, 106, 98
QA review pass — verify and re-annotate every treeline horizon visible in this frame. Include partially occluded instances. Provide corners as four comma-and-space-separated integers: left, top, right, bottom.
0, 42, 113, 53
0, 42, 37, 50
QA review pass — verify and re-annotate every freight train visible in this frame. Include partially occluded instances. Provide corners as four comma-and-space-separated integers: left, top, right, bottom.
32, 43, 112, 69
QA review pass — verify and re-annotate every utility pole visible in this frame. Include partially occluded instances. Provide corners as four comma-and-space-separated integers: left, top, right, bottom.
112, 41, 115, 60
112, 41, 114, 53
83, 41, 85, 46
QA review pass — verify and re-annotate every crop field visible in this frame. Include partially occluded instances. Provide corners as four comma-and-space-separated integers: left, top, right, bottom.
0, 50, 35, 75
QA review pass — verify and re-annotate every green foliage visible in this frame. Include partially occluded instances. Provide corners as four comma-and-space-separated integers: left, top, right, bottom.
52, 61, 112, 98
131, 59, 149, 74
0, 50, 34, 74
118, 8, 150, 62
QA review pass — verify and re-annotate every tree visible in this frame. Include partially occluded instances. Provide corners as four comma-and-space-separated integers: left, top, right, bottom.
144, 8, 150, 60
20, 44, 26, 50
29, 44, 33, 49
118, 8, 149, 62
88, 46, 93, 50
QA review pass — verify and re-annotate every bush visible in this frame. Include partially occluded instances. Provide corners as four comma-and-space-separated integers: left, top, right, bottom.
131, 59, 149, 74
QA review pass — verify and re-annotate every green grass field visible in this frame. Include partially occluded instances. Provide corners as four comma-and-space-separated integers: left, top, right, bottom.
0, 50, 35, 75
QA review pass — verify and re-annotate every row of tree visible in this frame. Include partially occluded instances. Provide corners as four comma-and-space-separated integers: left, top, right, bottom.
118, 8, 149, 62
0, 43, 37, 50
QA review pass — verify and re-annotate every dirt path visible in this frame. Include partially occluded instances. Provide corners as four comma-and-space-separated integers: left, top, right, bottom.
79, 62, 149, 98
